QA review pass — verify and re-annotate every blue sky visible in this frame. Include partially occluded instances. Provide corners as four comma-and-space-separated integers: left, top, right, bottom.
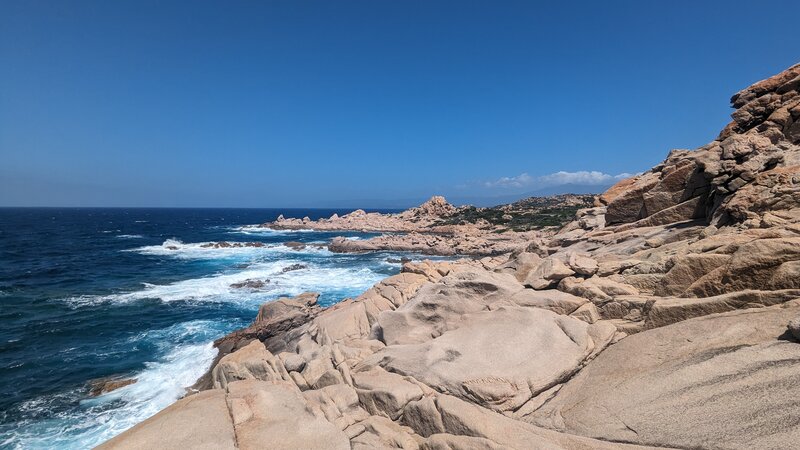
1, 1, 798, 208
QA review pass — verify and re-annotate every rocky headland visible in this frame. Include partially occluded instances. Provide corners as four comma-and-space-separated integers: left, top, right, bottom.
267, 194, 595, 256
100, 63, 800, 449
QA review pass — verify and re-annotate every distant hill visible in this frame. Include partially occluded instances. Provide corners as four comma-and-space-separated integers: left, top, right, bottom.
449, 183, 615, 207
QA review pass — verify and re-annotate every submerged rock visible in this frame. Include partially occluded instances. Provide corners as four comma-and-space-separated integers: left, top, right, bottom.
229, 279, 269, 289
200, 241, 266, 248
281, 263, 307, 273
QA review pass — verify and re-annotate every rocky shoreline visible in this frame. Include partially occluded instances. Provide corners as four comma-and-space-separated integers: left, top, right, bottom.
100, 63, 800, 449
266, 194, 595, 257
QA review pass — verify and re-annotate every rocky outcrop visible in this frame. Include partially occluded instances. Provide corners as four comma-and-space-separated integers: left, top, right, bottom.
328, 230, 538, 257
264, 195, 594, 257
265, 196, 460, 232
103, 63, 800, 450
87, 377, 137, 397
600, 63, 800, 229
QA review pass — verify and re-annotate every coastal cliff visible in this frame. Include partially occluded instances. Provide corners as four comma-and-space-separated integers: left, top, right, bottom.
100, 63, 800, 449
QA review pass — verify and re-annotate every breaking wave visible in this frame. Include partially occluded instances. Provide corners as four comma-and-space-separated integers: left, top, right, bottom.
1, 320, 226, 450
127, 238, 330, 260
65, 261, 384, 308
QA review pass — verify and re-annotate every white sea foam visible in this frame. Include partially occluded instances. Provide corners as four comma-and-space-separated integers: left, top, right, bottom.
230, 225, 315, 236
3, 320, 222, 450
65, 260, 383, 308
127, 238, 330, 260
115, 234, 143, 239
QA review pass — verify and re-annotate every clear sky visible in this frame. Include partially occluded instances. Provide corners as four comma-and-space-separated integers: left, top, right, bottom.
1, 1, 798, 208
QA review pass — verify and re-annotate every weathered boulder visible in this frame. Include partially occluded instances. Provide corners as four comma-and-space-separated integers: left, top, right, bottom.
214, 292, 321, 357
566, 252, 598, 276
212, 340, 291, 389
495, 251, 542, 282
569, 303, 601, 324
523, 258, 575, 290
789, 316, 800, 340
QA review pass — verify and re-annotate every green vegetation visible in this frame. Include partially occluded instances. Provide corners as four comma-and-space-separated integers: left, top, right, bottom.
433, 194, 594, 232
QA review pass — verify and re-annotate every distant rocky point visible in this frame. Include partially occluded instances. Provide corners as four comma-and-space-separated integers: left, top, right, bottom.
265, 194, 595, 256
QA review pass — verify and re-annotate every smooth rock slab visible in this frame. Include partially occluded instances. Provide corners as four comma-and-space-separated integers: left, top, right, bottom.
96, 389, 236, 450
531, 303, 800, 449
369, 306, 614, 413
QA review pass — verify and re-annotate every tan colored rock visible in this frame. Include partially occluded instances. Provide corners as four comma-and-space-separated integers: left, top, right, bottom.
87, 376, 137, 397
569, 303, 601, 323
301, 354, 344, 389
655, 253, 731, 296
510, 289, 588, 315
349, 415, 423, 449
558, 276, 639, 302
686, 237, 800, 296
566, 252, 598, 276
645, 289, 800, 328
375, 269, 528, 345
226, 380, 350, 449
523, 258, 575, 289
495, 251, 542, 282
303, 383, 369, 430
604, 171, 660, 224
406, 394, 651, 449
254, 291, 319, 323
206, 292, 322, 378
212, 340, 291, 389
369, 306, 615, 413
531, 304, 800, 449
314, 300, 372, 345
352, 367, 424, 420
97, 389, 236, 450
421, 434, 511, 450
279, 352, 306, 372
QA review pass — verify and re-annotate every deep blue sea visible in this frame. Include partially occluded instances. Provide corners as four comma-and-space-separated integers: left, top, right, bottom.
0, 207, 415, 449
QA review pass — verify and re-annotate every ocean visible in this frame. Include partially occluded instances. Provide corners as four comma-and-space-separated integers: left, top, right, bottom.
0, 207, 416, 449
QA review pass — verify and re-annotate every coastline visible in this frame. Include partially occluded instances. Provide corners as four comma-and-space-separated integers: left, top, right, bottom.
100, 62, 800, 449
